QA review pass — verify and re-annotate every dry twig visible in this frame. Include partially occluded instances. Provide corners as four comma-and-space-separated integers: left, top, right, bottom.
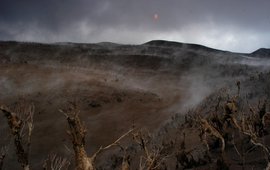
133, 131, 167, 170
43, 153, 70, 170
200, 118, 225, 152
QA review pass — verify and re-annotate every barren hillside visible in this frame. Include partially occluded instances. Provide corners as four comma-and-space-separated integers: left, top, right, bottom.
0, 40, 270, 169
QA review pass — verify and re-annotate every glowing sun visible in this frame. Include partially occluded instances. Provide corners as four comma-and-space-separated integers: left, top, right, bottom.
154, 13, 159, 21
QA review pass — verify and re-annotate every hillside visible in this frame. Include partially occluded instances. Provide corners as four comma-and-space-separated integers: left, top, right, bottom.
0, 40, 270, 169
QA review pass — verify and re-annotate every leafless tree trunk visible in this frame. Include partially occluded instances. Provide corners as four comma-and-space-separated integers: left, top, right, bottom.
0, 104, 34, 170
61, 109, 93, 170
61, 106, 134, 170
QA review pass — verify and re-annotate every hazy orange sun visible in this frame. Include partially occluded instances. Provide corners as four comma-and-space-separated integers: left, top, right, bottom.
154, 13, 159, 21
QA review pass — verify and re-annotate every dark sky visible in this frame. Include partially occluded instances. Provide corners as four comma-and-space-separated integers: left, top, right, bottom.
0, 0, 270, 52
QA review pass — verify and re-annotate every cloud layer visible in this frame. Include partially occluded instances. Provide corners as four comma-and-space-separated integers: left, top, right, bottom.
0, 0, 270, 52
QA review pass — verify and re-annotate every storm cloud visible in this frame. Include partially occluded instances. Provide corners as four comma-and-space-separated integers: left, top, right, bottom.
0, 0, 270, 52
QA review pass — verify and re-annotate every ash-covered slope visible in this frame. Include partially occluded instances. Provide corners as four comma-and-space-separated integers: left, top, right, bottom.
1, 40, 270, 127
249, 48, 270, 58
0, 40, 270, 169
0, 40, 268, 73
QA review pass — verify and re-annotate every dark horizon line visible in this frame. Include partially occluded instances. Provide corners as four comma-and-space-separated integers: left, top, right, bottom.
0, 39, 269, 54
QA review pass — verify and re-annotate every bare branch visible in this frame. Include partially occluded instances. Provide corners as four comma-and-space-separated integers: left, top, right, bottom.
133, 130, 167, 170
0, 105, 30, 170
90, 128, 134, 161
200, 118, 225, 152
43, 153, 70, 170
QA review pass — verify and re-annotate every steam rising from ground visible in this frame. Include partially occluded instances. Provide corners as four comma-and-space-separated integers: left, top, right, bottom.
1, 41, 270, 114
235, 55, 270, 67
